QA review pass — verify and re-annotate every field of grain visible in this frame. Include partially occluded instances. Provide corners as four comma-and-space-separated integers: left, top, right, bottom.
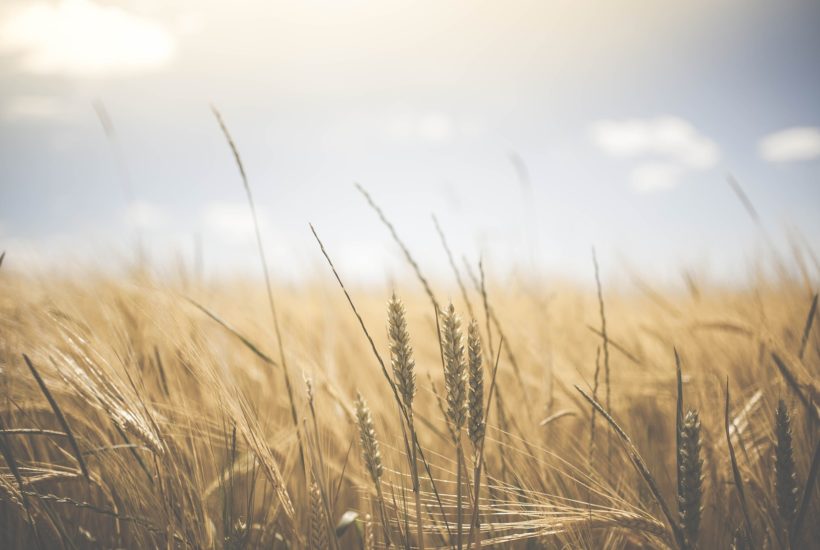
0, 231, 817, 548
3, 1, 819, 548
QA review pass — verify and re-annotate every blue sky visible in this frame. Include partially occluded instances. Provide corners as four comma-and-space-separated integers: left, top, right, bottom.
1, 0, 819, 285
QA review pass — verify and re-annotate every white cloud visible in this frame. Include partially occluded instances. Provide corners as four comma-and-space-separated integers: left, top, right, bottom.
590, 116, 719, 169
758, 127, 820, 163
630, 162, 682, 193
201, 201, 269, 244
387, 112, 456, 143
590, 116, 720, 192
417, 113, 454, 142
125, 200, 166, 230
0, 0, 175, 77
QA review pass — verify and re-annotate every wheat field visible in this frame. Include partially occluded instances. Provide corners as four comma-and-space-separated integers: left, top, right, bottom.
2, 1, 818, 548
0, 223, 818, 549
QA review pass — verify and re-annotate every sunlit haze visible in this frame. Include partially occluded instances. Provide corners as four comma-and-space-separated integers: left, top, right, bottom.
2, 0, 819, 285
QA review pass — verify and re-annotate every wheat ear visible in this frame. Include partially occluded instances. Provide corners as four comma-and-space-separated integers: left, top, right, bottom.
387, 294, 424, 549
309, 481, 330, 550
467, 319, 485, 452
440, 303, 467, 549
354, 392, 391, 545
388, 294, 416, 413
774, 400, 798, 528
678, 409, 703, 549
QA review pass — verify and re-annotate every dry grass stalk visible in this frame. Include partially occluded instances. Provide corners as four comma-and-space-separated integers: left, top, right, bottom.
592, 248, 613, 475
466, 317, 484, 550
23, 354, 89, 481
724, 381, 756, 549
432, 215, 477, 320
355, 182, 439, 311
575, 385, 687, 550
211, 106, 306, 477
590, 345, 601, 469
798, 293, 817, 360
771, 352, 819, 422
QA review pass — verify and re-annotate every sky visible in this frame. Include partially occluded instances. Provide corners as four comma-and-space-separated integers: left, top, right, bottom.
1, 0, 819, 286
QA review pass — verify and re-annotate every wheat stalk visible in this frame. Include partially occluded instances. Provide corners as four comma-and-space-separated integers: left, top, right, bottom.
678, 409, 703, 549
386, 293, 424, 548
440, 303, 468, 549
354, 392, 391, 545
363, 513, 375, 550
309, 481, 330, 550
774, 400, 798, 530
388, 294, 416, 413
467, 319, 485, 452
441, 304, 468, 438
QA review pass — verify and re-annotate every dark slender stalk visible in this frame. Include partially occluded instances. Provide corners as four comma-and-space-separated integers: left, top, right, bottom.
468, 340, 503, 550
456, 443, 463, 550
798, 293, 817, 360
184, 296, 278, 367
23, 354, 89, 481
575, 385, 686, 550
592, 248, 612, 476
675, 349, 684, 500
432, 214, 476, 320
211, 107, 305, 477
355, 183, 439, 311
724, 380, 755, 550
772, 352, 819, 421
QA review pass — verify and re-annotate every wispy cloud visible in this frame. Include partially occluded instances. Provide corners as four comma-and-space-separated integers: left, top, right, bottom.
201, 201, 269, 244
125, 201, 166, 230
387, 112, 460, 143
758, 127, 820, 163
0, 0, 174, 77
590, 116, 720, 192
1, 95, 77, 122
629, 162, 683, 193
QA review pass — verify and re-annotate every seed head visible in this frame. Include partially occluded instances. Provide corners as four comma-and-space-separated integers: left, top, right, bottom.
363, 513, 375, 550
731, 526, 748, 550
304, 373, 315, 408
440, 303, 468, 440
354, 392, 383, 486
467, 318, 485, 450
387, 293, 416, 413
774, 399, 798, 526
678, 408, 703, 548
309, 481, 329, 550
